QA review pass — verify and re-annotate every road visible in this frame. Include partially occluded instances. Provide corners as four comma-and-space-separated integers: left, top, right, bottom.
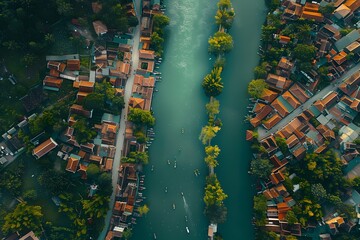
258, 62, 360, 139
98, 0, 141, 238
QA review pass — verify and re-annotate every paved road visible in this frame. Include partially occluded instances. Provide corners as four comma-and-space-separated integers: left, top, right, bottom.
98, 0, 141, 238
258, 62, 360, 139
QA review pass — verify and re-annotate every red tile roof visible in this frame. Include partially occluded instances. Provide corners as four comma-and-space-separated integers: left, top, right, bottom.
66, 156, 79, 173
32, 138, 58, 159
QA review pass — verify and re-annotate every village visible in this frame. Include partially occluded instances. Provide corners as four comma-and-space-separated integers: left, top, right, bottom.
248, 0, 360, 239
0, 0, 167, 239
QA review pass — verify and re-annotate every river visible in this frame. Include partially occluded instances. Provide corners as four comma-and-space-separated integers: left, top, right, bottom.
132, 0, 265, 239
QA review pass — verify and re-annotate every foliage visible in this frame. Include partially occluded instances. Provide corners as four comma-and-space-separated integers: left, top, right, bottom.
285, 210, 298, 224
73, 118, 97, 144
150, 32, 164, 56
199, 125, 221, 145
253, 195, 267, 226
292, 198, 322, 226
202, 67, 224, 97
340, 28, 354, 37
311, 183, 327, 202
217, 0, 232, 10
83, 93, 105, 111
122, 228, 133, 240
208, 32, 233, 54
138, 204, 150, 216
135, 131, 147, 144
151, 14, 170, 56
204, 204, 227, 224
248, 79, 268, 98
23, 189, 38, 201
82, 194, 109, 219
38, 170, 72, 195
152, 14, 170, 31
87, 163, 100, 180
205, 145, 221, 168
0, 167, 24, 196
293, 44, 317, 63
250, 158, 273, 179
44, 222, 72, 240
319, 3, 335, 15
204, 174, 228, 206
254, 62, 268, 79
129, 151, 149, 165
215, 8, 235, 30
128, 108, 155, 127
2, 202, 43, 235
206, 98, 220, 119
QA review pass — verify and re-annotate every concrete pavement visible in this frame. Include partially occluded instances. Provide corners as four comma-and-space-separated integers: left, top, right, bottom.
258, 62, 360, 139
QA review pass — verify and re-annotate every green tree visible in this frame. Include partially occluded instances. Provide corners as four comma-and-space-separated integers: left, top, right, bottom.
204, 175, 228, 206
83, 93, 105, 111
293, 44, 317, 62
38, 170, 72, 195
150, 32, 164, 55
319, 3, 335, 15
82, 194, 109, 219
285, 210, 298, 224
56, 0, 73, 17
128, 108, 155, 127
215, 8, 235, 29
204, 204, 227, 224
208, 32, 233, 54
248, 79, 268, 98
73, 119, 97, 144
138, 204, 150, 216
87, 164, 100, 180
217, 0, 231, 10
253, 195, 267, 226
199, 125, 221, 145
135, 131, 147, 144
23, 189, 37, 201
202, 67, 223, 97
153, 14, 170, 30
311, 183, 327, 202
122, 228, 133, 240
2, 202, 43, 235
250, 158, 273, 179
254, 62, 268, 79
206, 97, 220, 119
129, 151, 149, 165
205, 145, 221, 168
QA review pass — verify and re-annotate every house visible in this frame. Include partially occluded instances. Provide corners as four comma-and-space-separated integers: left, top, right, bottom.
260, 88, 278, 103
289, 84, 310, 103
32, 138, 58, 159
43, 76, 63, 91
334, 4, 352, 19
47, 61, 66, 72
93, 21, 108, 36
314, 91, 339, 111
344, 41, 360, 54
344, 0, 360, 11
67, 59, 80, 71
282, 91, 301, 109
79, 81, 95, 92
250, 105, 273, 127
301, 3, 324, 22
266, 74, 291, 92
277, 57, 294, 77
271, 98, 290, 117
66, 154, 80, 173
350, 98, 360, 111
70, 104, 93, 118
279, 35, 291, 45
129, 97, 145, 109
139, 49, 155, 60
332, 51, 347, 65
339, 71, 360, 96
263, 113, 282, 130
335, 29, 360, 51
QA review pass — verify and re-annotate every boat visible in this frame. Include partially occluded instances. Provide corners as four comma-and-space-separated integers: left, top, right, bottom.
151, 165, 154, 171
165, 187, 168, 193
186, 227, 190, 233
181, 192, 184, 196
150, 138, 155, 140
167, 160, 170, 164
155, 89, 159, 92
155, 66, 160, 69
181, 128, 184, 133
158, 58, 163, 60
185, 216, 188, 222
139, 187, 146, 190
194, 170, 198, 176
174, 161, 177, 168
173, 204, 176, 210
153, 233, 157, 239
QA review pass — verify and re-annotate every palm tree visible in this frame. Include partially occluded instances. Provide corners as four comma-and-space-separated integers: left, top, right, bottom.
215, 8, 235, 30
202, 67, 223, 97
82, 194, 109, 219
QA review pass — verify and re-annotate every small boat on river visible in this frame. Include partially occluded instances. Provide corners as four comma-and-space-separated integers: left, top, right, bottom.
186, 227, 190, 233
173, 203, 176, 210
174, 161, 177, 168
153, 233, 157, 239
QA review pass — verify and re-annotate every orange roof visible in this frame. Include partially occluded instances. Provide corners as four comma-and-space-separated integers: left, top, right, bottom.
301, 11, 324, 22
350, 98, 360, 111
32, 138, 58, 159
139, 49, 155, 60
313, 100, 325, 111
253, 103, 266, 113
333, 51, 347, 65
79, 81, 94, 88
289, 84, 310, 103
129, 97, 145, 109
293, 146, 306, 160
43, 76, 63, 89
279, 35, 291, 43
286, 134, 299, 149
263, 113, 282, 130
304, 2, 320, 11
66, 156, 79, 173
345, 0, 360, 11
67, 59, 80, 71
261, 88, 278, 102
282, 91, 301, 109
271, 98, 290, 117
246, 130, 254, 141
105, 158, 113, 171
322, 91, 338, 107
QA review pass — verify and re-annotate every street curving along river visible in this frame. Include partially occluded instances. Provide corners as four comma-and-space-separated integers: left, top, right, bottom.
132, 0, 266, 239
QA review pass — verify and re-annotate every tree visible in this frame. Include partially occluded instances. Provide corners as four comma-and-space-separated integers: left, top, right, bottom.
311, 183, 327, 202
138, 204, 150, 216
250, 158, 273, 179
319, 3, 335, 15
82, 194, 109, 219
129, 151, 149, 165
23, 190, 37, 201
128, 108, 155, 127
205, 204, 227, 224
199, 125, 221, 145
152, 14, 170, 30
150, 32, 164, 55
215, 8, 235, 29
217, 0, 232, 10
205, 145, 221, 168
208, 32, 233, 54
2, 202, 43, 235
0, 168, 23, 196
122, 228, 133, 240
73, 119, 97, 144
254, 62, 268, 79
248, 79, 268, 98
202, 67, 223, 97
56, 0, 73, 17
83, 93, 105, 111
296, 24, 311, 42
87, 164, 100, 180
253, 195, 267, 226
109, 95, 125, 114
293, 198, 322, 226
97, 172, 112, 196
38, 170, 72, 195
206, 98, 220, 118
285, 210, 298, 224
293, 44, 317, 63
204, 175, 228, 206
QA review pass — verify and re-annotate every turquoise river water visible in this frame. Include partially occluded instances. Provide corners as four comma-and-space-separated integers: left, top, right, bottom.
132, 0, 266, 239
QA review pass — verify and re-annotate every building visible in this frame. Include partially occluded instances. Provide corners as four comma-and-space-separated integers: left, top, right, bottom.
66, 154, 81, 173
32, 138, 58, 159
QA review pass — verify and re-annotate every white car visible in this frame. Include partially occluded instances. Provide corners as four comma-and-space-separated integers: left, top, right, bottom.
1, 146, 4, 150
